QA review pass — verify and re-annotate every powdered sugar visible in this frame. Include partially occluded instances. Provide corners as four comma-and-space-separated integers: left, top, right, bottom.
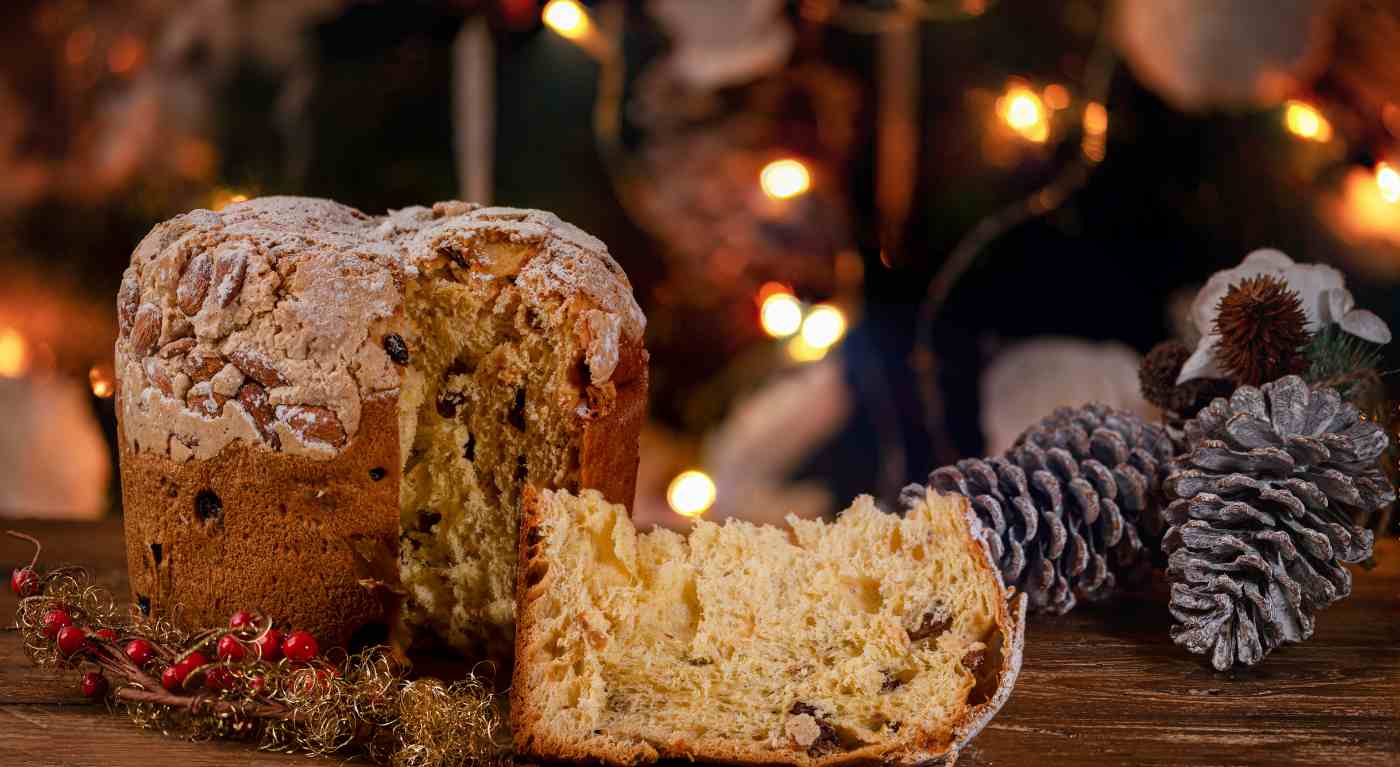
117, 196, 644, 462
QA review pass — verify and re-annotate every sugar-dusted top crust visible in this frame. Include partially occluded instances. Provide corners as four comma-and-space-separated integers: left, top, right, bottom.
116, 196, 644, 462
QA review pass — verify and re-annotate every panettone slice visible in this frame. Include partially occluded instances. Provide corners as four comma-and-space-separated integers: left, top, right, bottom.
511, 486, 1025, 767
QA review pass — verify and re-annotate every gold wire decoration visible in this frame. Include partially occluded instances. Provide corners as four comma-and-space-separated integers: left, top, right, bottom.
9, 540, 509, 767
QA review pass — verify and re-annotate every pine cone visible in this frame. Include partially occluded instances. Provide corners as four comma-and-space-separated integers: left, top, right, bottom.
927, 404, 1176, 614
1163, 375, 1394, 670
1139, 340, 1234, 418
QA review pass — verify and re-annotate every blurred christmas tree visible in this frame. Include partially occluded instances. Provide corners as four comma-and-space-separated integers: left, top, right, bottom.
0, 0, 1397, 532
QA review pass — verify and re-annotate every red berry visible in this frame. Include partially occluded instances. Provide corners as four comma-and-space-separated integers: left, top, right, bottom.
125, 639, 155, 666
282, 630, 319, 662
229, 610, 255, 630
217, 635, 245, 662
254, 629, 284, 662
161, 665, 182, 692
249, 674, 268, 695
56, 625, 86, 656
94, 628, 118, 642
164, 651, 209, 690
10, 567, 38, 596
81, 671, 108, 699
176, 651, 209, 679
41, 609, 72, 638
205, 666, 236, 691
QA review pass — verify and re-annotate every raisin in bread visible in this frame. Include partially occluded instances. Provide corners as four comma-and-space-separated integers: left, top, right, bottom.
511, 487, 1025, 767
115, 196, 647, 653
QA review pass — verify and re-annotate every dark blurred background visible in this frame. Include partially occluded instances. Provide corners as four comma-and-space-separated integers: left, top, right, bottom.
2, 0, 1398, 530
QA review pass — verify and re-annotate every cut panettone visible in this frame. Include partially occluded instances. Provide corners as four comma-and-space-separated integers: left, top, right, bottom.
511, 486, 1025, 767
115, 197, 647, 655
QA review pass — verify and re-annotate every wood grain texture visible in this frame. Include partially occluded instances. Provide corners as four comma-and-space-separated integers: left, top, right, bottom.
2, 519, 1398, 766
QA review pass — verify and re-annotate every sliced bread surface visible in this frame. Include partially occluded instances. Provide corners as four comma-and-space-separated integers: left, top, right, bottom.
511, 486, 1025, 767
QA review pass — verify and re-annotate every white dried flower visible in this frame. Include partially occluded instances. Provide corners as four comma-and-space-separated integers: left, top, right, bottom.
1178, 249, 1391, 383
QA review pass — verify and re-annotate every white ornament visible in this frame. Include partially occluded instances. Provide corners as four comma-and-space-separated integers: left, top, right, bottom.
1112, 0, 1331, 112
981, 337, 1152, 456
649, 0, 794, 89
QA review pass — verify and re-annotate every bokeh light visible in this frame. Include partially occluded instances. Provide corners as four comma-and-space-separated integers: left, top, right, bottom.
760, 292, 803, 338
667, 470, 716, 518
1377, 162, 1400, 203
800, 304, 846, 350
998, 85, 1048, 143
1284, 100, 1332, 142
760, 159, 812, 200
0, 327, 30, 378
542, 0, 589, 39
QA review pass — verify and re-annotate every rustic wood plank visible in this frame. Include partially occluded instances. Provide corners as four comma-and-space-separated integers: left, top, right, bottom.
1, 519, 1397, 766
0, 704, 328, 766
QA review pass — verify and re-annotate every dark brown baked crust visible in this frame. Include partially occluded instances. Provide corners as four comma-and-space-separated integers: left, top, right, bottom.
119, 390, 402, 648
510, 489, 1025, 767
580, 341, 649, 510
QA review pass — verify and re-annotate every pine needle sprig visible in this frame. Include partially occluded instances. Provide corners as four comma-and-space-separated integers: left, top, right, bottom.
1305, 324, 1386, 398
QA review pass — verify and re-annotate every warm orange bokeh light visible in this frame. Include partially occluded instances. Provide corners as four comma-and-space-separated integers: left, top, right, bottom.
89, 364, 115, 398
1283, 100, 1332, 143
1377, 162, 1400, 204
0, 327, 31, 378
760, 159, 812, 200
997, 85, 1048, 143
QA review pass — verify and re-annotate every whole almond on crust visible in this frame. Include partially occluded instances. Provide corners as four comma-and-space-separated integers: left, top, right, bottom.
143, 357, 175, 397
211, 246, 248, 308
183, 348, 225, 382
117, 278, 140, 336
185, 385, 229, 417
227, 349, 287, 388
130, 303, 162, 356
278, 405, 347, 447
159, 338, 197, 358
235, 382, 281, 448
177, 252, 212, 315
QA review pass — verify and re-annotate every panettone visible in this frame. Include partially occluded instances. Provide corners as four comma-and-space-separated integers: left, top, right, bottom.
511, 487, 1025, 767
114, 196, 647, 654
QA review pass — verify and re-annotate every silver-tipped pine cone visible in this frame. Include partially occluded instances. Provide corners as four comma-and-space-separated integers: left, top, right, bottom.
1164, 375, 1394, 671
926, 404, 1175, 614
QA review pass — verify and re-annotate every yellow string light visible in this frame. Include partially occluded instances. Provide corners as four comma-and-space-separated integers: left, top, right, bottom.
89, 365, 115, 398
1377, 162, 1400, 204
1081, 101, 1108, 163
1283, 100, 1332, 143
542, 0, 589, 40
667, 470, 716, 518
760, 159, 812, 200
759, 292, 803, 338
997, 84, 1048, 143
0, 327, 29, 378
800, 304, 846, 350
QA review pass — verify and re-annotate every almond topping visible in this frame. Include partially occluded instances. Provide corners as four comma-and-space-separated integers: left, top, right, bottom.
129, 303, 162, 356
176, 252, 212, 315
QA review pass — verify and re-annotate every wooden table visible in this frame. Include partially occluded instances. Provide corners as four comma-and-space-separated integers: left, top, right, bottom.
2, 518, 1397, 766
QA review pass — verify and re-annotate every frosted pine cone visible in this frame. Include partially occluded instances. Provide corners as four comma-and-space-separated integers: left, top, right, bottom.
1164, 375, 1394, 670
928, 404, 1175, 614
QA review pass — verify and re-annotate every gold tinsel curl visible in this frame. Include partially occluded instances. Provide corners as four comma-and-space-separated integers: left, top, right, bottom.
12, 560, 509, 767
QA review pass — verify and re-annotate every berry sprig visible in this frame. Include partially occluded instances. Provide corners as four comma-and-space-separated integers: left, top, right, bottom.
7, 530, 507, 767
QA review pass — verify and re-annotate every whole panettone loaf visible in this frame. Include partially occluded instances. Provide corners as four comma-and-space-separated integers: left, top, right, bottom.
115, 196, 647, 653
512, 487, 1025, 767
